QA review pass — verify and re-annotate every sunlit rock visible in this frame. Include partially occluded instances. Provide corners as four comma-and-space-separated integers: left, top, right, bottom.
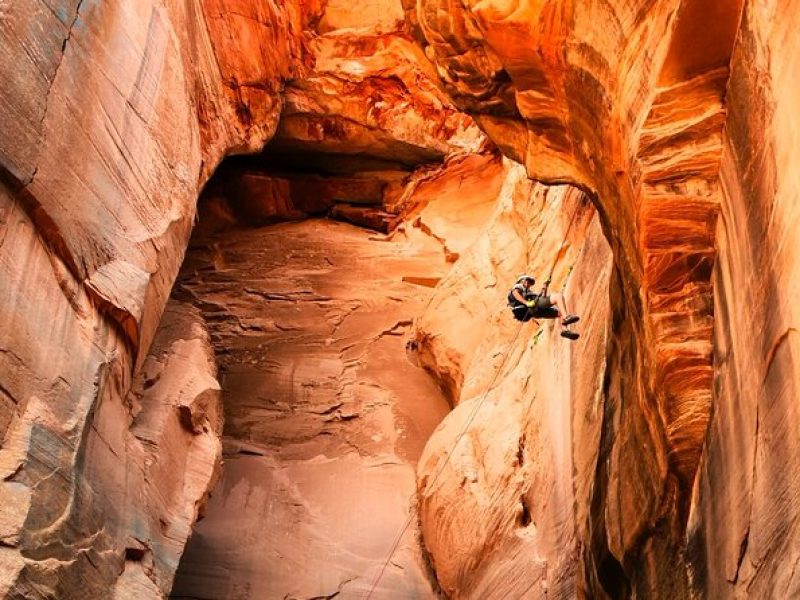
1, 0, 799, 598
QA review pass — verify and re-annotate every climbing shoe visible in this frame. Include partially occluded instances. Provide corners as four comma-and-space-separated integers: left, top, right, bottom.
561, 330, 580, 341
562, 315, 580, 326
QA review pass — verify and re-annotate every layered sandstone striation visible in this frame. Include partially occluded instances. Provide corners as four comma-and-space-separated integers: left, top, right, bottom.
688, 2, 800, 597
0, 180, 223, 596
0, 1, 319, 595
410, 0, 800, 597
2, 0, 799, 598
193, 151, 504, 241
410, 0, 738, 517
111, 302, 224, 599
169, 150, 504, 598
273, 33, 484, 165
0, 0, 484, 596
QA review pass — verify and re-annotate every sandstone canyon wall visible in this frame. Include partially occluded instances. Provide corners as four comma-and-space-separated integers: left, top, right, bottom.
0, 0, 481, 596
1, 1, 315, 596
687, 2, 800, 597
167, 153, 505, 599
409, 0, 800, 598
413, 163, 613, 598
1, 0, 799, 598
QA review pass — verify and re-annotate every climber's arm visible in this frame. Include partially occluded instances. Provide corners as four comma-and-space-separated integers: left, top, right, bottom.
512, 288, 527, 305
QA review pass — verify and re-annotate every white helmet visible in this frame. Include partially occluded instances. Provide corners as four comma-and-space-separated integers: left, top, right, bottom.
516, 274, 535, 284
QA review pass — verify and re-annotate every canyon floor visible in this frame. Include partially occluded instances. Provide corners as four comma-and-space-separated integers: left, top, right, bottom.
169, 218, 454, 599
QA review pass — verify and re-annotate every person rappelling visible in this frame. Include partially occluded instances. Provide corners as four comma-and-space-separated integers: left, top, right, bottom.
507, 275, 580, 340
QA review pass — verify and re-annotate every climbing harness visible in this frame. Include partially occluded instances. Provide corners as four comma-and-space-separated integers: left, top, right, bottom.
363, 193, 589, 599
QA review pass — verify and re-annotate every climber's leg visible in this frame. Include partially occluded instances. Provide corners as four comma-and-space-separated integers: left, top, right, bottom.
550, 292, 579, 326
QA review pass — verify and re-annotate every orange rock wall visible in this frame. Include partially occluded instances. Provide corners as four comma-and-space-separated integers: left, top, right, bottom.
688, 1, 800, 596
0, 1, 317, 596
414, 162, 613, 597
2, 0, 798, 597
410, 0, 800, 597
407, 0, 752, 595
0, 0, 489, 595
274, 33, 484, 164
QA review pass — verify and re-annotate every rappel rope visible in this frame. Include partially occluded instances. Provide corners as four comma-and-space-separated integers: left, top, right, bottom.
535, 192, 586, 301
363, 194, 587, 600
362, 317, 529, 599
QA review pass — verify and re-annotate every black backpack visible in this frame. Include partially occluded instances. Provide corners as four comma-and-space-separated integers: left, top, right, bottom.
507, 285, 528, 308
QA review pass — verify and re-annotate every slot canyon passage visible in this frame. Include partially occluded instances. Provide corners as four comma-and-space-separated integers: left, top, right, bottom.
167, 152, 507, 598
1, 1, 800, 599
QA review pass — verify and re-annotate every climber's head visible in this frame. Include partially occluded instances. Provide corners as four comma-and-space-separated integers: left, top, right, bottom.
517, 274, 535, 289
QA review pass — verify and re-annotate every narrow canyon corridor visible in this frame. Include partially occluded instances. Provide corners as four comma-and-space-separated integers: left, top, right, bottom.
3, 1, 800, 599
169, 218, 455, 599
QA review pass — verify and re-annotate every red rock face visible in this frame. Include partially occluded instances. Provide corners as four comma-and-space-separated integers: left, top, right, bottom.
2, 0, 799, 598
198, 0, 319, 156
687, 1, 800, 596
410, 0, 738, 506
0, 0, 345, 596
408, 0, 800, 597
274, 34, 484, 164
0, 0, 485, 595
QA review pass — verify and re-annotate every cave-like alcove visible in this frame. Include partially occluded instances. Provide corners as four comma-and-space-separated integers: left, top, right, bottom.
167, 136, 474, 598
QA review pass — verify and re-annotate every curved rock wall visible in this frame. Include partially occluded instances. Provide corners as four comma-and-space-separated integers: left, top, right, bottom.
2, 0, 799, 597
169, 215, 455, 598
0, 1, 315, 596
410, 0, 800, 597
688, 1, 800, 596
414, 162, 613, 597
0, 0, 487, 596
407, 0, 750, 595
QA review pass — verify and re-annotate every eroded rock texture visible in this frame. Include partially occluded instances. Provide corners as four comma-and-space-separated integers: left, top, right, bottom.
411, 0, 737, 502
274, 33, 484, 165
0, 0, 483, 595
409, 0, 800, 598
111, 302, 224, 599
168, 150, 504, 599
688, 1, 800, 597
170, 220, 448, 599
2, 0, 800, 598
0, 1, 319, 595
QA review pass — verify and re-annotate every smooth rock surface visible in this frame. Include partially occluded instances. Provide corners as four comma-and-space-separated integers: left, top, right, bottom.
0, 0, 319, 591
0, 0, 481, 594
413, 162, 613, 598
170, 219, 455, 599
112, 301, 224, 599
687, 1, 800, 597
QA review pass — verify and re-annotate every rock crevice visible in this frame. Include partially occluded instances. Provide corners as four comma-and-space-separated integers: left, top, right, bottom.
2, 0, 800, 598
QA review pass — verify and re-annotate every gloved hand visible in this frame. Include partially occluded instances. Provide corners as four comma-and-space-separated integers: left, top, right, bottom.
525, 300, 535, 308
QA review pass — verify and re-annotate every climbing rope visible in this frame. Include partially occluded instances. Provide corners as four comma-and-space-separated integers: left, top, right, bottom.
537, 192, 587, 299
363, 317, 529, 600
363, 193, 588, 599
